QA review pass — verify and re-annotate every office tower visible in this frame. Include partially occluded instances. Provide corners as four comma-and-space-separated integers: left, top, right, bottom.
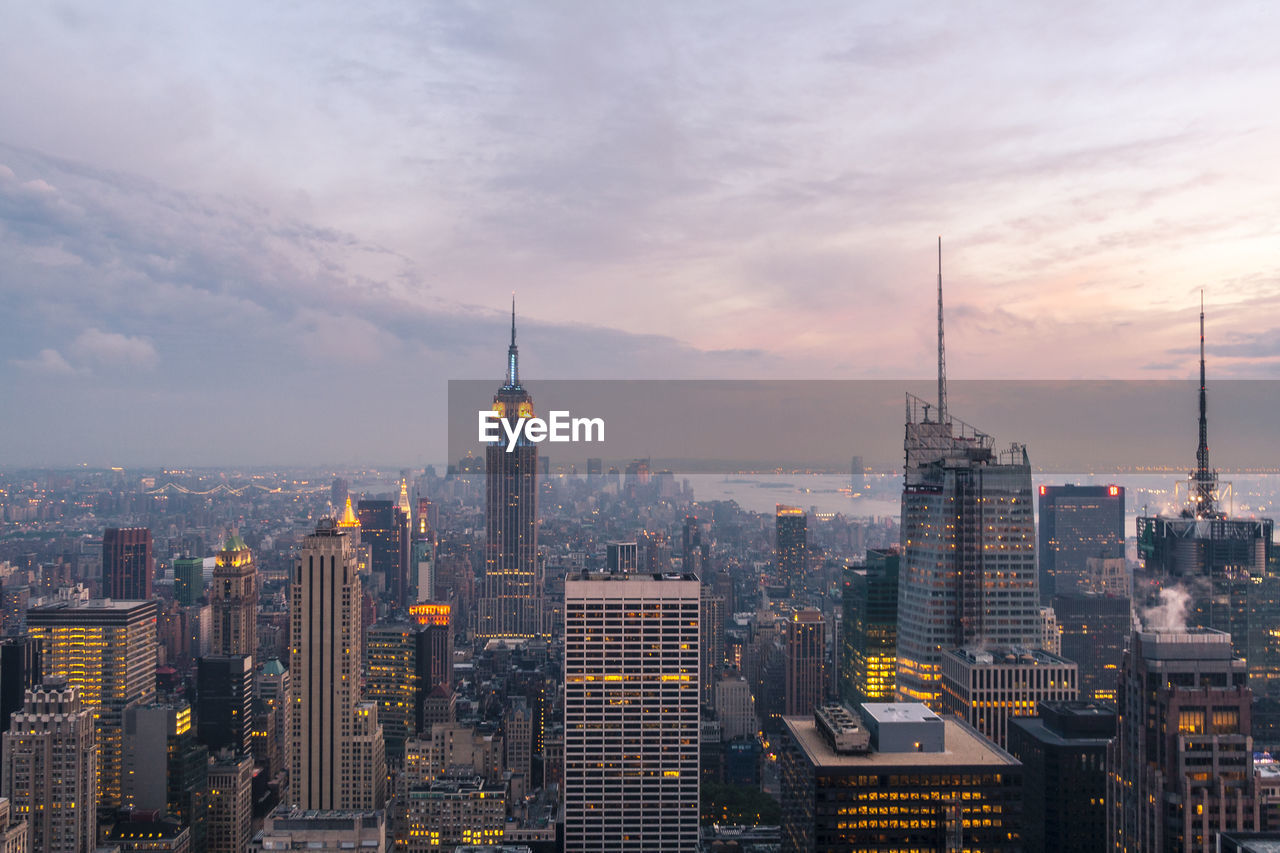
404, 723, 504, 785
682, 516, 709, 575
897, 243, 1040, 707
251, 806, 386, 852
1137, 303, 1275, 683
604, 541, 637, 573
1008, 700, 1116, 853
206, 752, 254, 853
775, 505, 807, 600
564, 571, 700, 852
478, 303, 544, 639
123, 703, 209, 847
1040, 605, 1061, 654
1, 680, 97, 853
0, 798, 27, 853
196, 654, 253, 756
357, 500, 410, 608
714, 674, 755, 741
701, 587, 725, 705
780, 702, 1023, 852
1108, 628, 1256, 852
1054, 592, 1130, 703
290, 520, 385, 811
1038, 484, 1126, 602
399, 775, 505, 850
785, 608, 825, 717
411, 498, 436, 604
210, 533, 257, 657
27, 598, 158, 808
840, 549, 898, 706
367, 613, 453, 763
940, 646, 1078, 749
0, 637, 41, 761
173, 556, 204, 606
103, 526, 153, 600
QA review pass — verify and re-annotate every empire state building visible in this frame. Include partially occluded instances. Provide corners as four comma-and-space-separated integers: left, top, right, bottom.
478, 302, 545, 638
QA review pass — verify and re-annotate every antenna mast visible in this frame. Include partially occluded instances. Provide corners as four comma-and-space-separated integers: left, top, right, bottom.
937, 237, 948, 424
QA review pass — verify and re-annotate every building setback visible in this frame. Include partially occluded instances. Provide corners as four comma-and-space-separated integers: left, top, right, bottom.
940, 646, 1078, 749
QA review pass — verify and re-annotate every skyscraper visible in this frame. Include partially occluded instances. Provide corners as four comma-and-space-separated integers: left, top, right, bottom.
840, 549, 899, 706
173, 556, 204, 606
784, 608, 825, 717
1038, 484, 1126, 602
123, 703, 209, 849
289, 520, 385, 811
478, 303, 544, 639
103, 526, 153, 600
775, 505, 807, 600
411, 497, 436, 603
563, 571, 700, 852
206, 752, 254, 853
210, 532, 258, 657
1136, 303, 1275, 692
0, 636, 41, 762
1107, 628, 1256, 852
196, 654, 253, 756
1, 679, 97, 853
357, 499, 410, 609
28, 598, 158, 808
366, 613, 453, 763
896, 242, 1040, 707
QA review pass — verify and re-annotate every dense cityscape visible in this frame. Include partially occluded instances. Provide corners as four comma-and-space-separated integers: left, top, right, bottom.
0, 288, 1276, 853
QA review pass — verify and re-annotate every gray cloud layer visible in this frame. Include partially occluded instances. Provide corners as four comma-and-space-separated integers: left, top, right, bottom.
3, 2, 1280, 465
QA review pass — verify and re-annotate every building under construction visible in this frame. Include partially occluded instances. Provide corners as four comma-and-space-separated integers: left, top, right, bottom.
1136, 298, 1277, 701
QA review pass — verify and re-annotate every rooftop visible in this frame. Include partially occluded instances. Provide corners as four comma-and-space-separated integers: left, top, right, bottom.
947, 646, 1074, 667
786, 714, 1017, 769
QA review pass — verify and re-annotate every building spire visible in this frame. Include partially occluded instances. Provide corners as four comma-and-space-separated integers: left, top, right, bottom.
1192, 289, 1218, 516
937, 236, 948, 425
507, 293, 520, 387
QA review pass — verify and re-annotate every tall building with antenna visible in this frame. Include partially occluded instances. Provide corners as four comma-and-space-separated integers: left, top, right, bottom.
1137, 297, 1275, 693
477, 300, 545, 639
895, 240, 1041, 708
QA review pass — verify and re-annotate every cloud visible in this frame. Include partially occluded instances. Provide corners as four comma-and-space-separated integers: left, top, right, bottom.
11, 347, 79, 375
69, 328, 158, 370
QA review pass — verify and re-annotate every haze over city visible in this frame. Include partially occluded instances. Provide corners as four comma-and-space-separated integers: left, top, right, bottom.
4, 2, 1280, 465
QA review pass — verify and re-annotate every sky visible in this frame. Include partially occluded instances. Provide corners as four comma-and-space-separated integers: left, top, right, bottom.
3, 2, 1280, 466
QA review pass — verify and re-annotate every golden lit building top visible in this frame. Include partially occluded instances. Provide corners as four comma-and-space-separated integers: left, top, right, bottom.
409, 603, 452, 627
216, 531, 252, 567
338, 497, 360, 529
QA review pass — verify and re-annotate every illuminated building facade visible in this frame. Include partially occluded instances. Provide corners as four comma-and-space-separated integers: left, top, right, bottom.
840, 549, 898, 706
1, 680, 97, 853
400, 774, 505, 850
1008, 700, 1115, 853
896, 396, 1040, 708
411, 497, 436, 603
478, 305, 544, 639
210, 533, 257, 657
366, 611, 453, 763
780, 702, 1023, 852
785, 608, 825, 717
290, 521, 385, 811
775, 505, 807, 600
940, 646, 1078, 749
123, 703, 209, 848
564, 572, 700, 852
1038, 484, 1126, 602
1107, 629, 1257, 852
103, 526, 153, 600
27, 598, 158, 808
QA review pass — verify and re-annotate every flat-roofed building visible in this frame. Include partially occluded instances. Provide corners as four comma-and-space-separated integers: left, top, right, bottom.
780, 701, 1022, 852
940, 646, 1078, 749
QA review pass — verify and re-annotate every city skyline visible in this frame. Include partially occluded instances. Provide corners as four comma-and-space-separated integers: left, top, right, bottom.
4, 4, 1280, 465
